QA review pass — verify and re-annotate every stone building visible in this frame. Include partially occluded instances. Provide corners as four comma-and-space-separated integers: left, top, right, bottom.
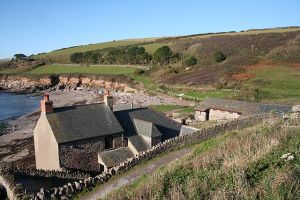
34, 92, 184, 171
195, 97, 292, 121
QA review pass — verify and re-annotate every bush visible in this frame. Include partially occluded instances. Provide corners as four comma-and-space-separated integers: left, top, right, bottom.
70, 52, 83, 63
153, 46, 173, 66
213, 51, 227, 62
185, 56, 197, 66
134, 68, 145, 75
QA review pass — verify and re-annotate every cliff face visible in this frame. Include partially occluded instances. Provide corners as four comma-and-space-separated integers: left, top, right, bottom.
0, 76, 129, 93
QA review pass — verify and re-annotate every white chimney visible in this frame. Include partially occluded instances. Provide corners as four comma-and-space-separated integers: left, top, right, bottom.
104, 90, 113, 110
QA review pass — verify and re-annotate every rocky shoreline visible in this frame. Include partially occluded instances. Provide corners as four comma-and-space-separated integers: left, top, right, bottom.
0, 75, 131, 93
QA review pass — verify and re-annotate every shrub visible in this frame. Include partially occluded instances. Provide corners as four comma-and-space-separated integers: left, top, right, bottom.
213, 51, 227, 62
153, 46, 173, 66
134, 68, 145, 75
70, 52, 83, 63
185, 56, 197, 66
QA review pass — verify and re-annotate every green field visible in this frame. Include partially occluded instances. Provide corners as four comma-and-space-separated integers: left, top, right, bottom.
246, 65, 300, 103
26, 64, 136, 75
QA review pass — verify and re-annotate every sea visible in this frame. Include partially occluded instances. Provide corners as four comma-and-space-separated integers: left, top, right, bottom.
0, 92, 41, 122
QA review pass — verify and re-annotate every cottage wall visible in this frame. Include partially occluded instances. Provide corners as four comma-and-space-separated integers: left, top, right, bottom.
209, 109, 241, 121
34, 114, 60, 170
59, 133, 123, 172
195, 111, 207, 121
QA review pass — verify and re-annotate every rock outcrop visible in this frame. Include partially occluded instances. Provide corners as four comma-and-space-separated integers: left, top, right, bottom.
0, 75, 131, 93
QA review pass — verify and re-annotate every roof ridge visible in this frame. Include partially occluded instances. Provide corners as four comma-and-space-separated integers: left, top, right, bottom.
52, 102, 105, 110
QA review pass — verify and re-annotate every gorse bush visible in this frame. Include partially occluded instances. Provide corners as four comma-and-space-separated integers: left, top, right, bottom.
213, 51, 227, 63
185, 56, 197, 66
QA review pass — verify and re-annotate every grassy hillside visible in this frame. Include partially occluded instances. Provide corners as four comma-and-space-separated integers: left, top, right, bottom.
2, 27, 300, 104
106, 118, 300, 200
34, 38, 164, 63
33, 27, 300, 65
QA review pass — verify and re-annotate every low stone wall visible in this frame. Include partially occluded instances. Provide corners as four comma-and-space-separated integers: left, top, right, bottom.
2, 114, 270, 199
0, 165, 90, 199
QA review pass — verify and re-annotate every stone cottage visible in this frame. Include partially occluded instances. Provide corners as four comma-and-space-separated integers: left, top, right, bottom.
34, 92, 185, 172
195, 97, 292, 121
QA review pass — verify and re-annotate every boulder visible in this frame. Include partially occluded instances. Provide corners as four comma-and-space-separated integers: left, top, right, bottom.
292, 105, 300, 112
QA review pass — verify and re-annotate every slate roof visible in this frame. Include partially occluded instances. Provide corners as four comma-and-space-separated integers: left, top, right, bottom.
201, 97, 291, 115
133, 118, 162, 138
128, 135, 149, 152
114, 108, 182, 141
46, 103, 124, 144
98, 147, 134, 168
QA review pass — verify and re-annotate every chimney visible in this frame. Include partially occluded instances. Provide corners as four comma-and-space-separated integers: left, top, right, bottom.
104, 90, 113, 110
41, 93, 53, 113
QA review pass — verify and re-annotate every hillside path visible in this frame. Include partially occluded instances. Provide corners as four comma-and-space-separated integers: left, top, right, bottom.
81, 148, 191, 200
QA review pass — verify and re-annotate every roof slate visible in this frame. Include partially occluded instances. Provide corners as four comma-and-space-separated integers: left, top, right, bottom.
133, 118, 162, 138
202, 97, 291, 115
98, 147, 134, 168
114, 108, 182, 140
47, 103, 124, 144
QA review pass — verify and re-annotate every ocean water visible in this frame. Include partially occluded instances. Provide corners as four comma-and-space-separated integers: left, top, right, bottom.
0, 92, 41, 121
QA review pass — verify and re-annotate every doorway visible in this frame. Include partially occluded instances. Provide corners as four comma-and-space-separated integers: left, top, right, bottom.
105, 135, 113, 149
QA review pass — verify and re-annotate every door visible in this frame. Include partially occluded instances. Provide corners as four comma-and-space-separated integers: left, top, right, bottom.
105, 135, 113, 149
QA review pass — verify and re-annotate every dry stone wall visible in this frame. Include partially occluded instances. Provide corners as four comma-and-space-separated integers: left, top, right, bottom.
0, 165, 90, 200
1, 114, 270, 199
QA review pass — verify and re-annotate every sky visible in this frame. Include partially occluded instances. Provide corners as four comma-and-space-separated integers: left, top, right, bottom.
0, 0, 300, 58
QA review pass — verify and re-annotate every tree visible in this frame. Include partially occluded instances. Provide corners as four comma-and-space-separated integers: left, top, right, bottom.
14, 54, 26, 59
153, 46, 173, 65
185, 56, 197, 66
70, 52, 83, 63
213, 51, 227, 63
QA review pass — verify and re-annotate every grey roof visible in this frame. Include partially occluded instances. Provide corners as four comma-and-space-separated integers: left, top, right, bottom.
114, 108, 182, 141
195, 103, 209, 111
203, 98, 257, 114
47, 103, 124, 144
202, 97, 291, 115
180, 126, 199, 136
133, 118, 162, 138
128, 135, 149, 152
258, 104, 292, 114
98, 147, 134, 168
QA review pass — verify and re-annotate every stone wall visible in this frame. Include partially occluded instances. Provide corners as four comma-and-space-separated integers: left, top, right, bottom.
209, 109, 241, 121
59, 134, 123, 172
195, 110, 207, 121
2, 114, 270, 199
0, 165, 89, 200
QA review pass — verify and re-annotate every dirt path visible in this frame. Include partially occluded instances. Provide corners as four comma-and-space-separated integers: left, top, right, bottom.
81, 148, 191, 200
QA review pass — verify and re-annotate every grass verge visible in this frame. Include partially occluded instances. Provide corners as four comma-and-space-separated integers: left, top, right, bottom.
105, 118, 300, 200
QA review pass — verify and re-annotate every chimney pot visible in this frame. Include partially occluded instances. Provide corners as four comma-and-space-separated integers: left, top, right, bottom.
104, 90, 113, 110
41, 93, 53, 113
44, 93, 50, 101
